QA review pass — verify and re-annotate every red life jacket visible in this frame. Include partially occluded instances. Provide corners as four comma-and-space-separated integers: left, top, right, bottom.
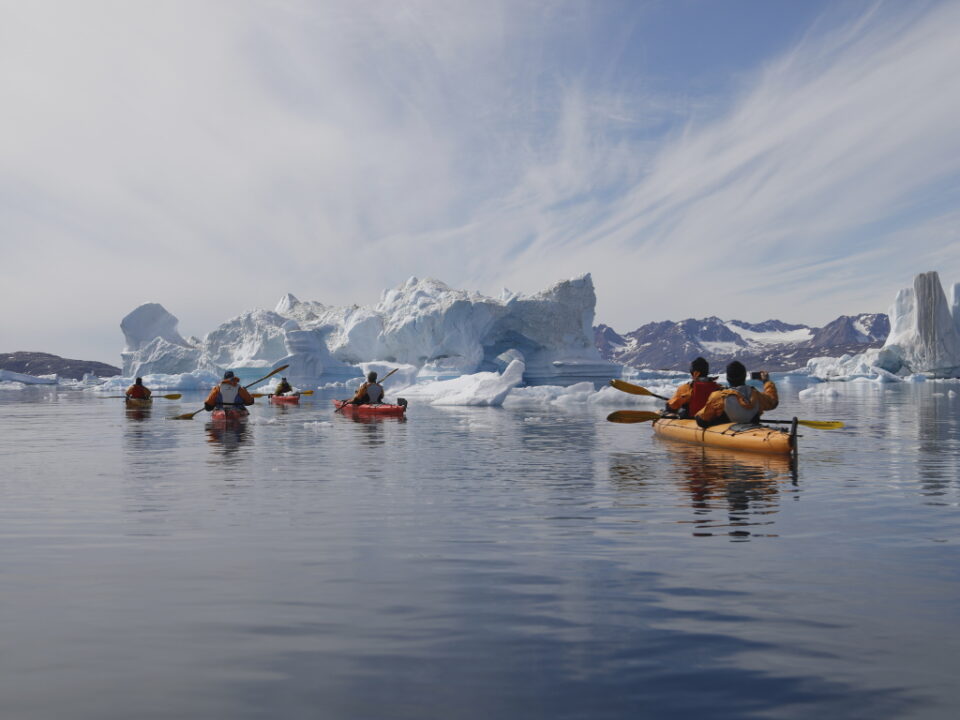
687, 380, 721, 416
127, 384, 149, 399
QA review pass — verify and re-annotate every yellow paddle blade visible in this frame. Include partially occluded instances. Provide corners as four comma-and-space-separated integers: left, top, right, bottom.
173, 409, 205, 420
161, 393, 182, 400
609, 379, 669, 401
606, 410, 662, 424
797, 419, 844, 429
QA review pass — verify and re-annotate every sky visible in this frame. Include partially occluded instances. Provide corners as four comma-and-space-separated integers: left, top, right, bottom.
2, 0, 959, 365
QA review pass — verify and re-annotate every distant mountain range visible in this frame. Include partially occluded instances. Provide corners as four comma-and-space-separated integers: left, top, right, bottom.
0, 352, 120, 380
594, 314, 889, 372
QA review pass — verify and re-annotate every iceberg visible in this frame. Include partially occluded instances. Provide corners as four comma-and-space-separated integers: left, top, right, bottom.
118, 274, 621, 386
801, 271, 960, 380
875, 271, 960, 377
121, 303, 200, 376
0, 369, 58, 385
393, 358, 526, 406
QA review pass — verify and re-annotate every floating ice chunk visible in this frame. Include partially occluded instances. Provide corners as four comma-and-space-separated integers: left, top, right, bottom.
0, 369, 58, 384
395, 359, 525, 406
799, 385, 842, 400
949, 390, 958, 398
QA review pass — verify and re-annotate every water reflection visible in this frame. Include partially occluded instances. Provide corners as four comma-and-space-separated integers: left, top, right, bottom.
124, 403, 152, 422
660, 443, 796, 540
206, 421, 251, 456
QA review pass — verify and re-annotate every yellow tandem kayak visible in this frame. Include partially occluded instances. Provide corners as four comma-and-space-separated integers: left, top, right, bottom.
652, 417, 796, 456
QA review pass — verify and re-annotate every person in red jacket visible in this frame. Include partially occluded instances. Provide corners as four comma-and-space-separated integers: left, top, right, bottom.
204, 371, 254, 411
665, 357, 721, 418
125, 377, 152, 400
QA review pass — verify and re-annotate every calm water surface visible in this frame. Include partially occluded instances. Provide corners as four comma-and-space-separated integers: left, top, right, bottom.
1, 381, 959, 719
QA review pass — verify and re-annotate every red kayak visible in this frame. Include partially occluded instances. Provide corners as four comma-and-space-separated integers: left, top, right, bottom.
333, 400, 407, 417
269, 394, 300, 405
211, 407, 250, 423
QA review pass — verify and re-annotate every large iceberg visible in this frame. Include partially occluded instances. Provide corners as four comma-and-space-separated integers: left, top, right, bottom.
119, 274, 620, 385
801, 271, 960, 380
875, 271, 960, 377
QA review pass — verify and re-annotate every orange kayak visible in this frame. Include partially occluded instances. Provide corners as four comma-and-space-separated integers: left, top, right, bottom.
269, 394, 300, 405
652, 418, 795, 455
333, 400, 406, 417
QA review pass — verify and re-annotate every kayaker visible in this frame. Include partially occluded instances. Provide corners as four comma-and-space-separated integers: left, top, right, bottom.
348, 371, 384, 405
695, 361, 778, 428
275, 377, 294, 396
125, 377, 152, 400
665, 357, 721, 418
204, 370, 254, 412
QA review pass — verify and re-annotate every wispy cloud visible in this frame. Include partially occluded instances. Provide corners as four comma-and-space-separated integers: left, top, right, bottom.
1, 1, 958, 361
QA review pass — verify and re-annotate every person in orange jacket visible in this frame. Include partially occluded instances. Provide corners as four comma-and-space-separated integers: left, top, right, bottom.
204, 370, 254, 411
695, 361, 778, 428
125, 377, 152, 400
665, 357, 722, 418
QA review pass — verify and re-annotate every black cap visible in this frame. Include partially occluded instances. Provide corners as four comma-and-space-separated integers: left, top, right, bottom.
726, 361, 746, 387
135, 377, 143, 384
223, 370, 235, 380
690, 357, 709, 376
367, 371, 378, 382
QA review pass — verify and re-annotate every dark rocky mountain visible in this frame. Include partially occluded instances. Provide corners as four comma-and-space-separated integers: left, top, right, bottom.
595, 313, 889, 372
0, 352, 121, 380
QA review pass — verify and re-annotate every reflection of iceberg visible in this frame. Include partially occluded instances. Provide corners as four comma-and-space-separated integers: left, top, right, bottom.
802, 271, 960, 380
119, 274, 620, 386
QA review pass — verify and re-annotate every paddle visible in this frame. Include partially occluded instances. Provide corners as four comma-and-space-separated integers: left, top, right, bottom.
252, 390, 314, 398
336, 368, 399, 412
606, 410, 662, 424
174, 364, 289, 420
107, 393, 182, 400
609, 378, 670, 401
606, 410, 843, 429
762, 419, 845, 429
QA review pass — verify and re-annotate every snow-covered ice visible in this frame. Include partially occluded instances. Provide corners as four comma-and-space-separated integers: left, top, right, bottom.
119, 274, 620, 386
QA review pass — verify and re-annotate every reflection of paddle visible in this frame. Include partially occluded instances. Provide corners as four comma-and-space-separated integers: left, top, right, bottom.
335, 368, 399, 413
251, 390, 314, 398
174, 364, 289, 420
107, 393, 182, 400
609, 379, 669, 401
606, 411, 662, 424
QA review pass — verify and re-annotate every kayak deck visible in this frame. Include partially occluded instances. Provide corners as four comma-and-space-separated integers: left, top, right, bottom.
653, 418, 796, 455
124, 397, 152, 408
269, 394, 300, 405
333, 400, 406, 417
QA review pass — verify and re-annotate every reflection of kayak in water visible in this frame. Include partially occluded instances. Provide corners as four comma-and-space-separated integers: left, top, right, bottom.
125, 397, 152, 408
653, 418, 796, 455
332, 400, 406, 417
660, 442, 797, 478
211, 407, 249, 423
269, 394, 300, 405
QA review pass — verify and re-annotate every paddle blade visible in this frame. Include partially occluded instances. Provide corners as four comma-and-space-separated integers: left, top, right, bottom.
797, 420, 844, 429
173, 408, 204, 420
606, 410, 662, 424
161, 393, 182, 400
609, 379, 669, 401
300, 390, 314, 396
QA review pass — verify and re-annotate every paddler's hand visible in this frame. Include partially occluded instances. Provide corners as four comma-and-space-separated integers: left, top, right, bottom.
758, 371, 770, 382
